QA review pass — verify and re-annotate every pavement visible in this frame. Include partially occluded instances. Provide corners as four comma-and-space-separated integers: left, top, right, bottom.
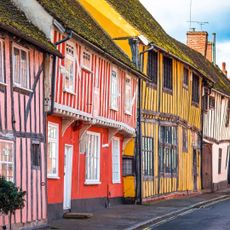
44, 189, 230, 230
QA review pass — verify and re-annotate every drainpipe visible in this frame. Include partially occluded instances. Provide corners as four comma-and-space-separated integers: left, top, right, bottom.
48, 29, 73, 115
136, 76, 142, 204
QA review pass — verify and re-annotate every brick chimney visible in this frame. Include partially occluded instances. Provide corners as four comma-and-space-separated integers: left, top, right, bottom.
186, 31, 213, 63
222, 62, 228, 76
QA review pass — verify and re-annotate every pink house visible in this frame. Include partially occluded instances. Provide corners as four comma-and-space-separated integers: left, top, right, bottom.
0, 1, 60, 229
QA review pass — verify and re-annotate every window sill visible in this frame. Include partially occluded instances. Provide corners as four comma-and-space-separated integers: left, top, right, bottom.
63, 89, 76, 95
13, 84, 32, 95
110, 107, 119, 112
84, 180, 101, 185
81, 65, 93, 73
192, 102, 200, 108
125, 111, 132, 116
146, 82, 157, 89
163, 88, 173, 95
183, 84, 188, 90
47, 176, 60, 180
112, 180, 121, 184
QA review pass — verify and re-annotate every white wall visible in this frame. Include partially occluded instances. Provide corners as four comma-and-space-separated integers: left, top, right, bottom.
212, 142, 230, 183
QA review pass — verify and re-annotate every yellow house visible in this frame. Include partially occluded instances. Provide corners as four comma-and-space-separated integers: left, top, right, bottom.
79, 0, 219, 202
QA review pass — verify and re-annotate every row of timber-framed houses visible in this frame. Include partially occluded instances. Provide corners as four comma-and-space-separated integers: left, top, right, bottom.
0, 0, 61, 228
186, 31, 230, 191
11, 0, 146, 221
0, 0, 229, 229
78, 0, 230, 202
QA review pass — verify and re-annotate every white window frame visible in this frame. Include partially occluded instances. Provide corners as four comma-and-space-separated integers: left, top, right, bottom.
81, 48, 92, 71
63, 42, 75, 93
0, 39, 4, 83
0, 140, 14, 182
12, 43, 29, 89
110, 67, 119, 111
47, 122, 59, 179
112, 137, 121, 184
85, 131, 101, 185
125, 75, 132, 115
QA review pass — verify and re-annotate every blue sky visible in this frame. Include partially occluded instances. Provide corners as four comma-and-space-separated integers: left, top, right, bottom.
140, 0, 230, 76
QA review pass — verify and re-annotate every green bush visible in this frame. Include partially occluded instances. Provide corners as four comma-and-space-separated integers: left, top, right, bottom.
0, 177, 26, 230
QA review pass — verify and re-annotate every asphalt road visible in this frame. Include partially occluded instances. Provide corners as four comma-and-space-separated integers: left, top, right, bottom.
150, 199, 230, 230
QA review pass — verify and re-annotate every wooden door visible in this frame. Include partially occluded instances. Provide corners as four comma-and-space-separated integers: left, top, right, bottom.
63, 145, 73, 210
202, 143, 212, 190
193, 149, 198, 191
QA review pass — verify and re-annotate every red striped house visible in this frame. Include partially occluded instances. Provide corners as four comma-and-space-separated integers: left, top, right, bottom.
0, 0, 60, 229
12, 0, 143, 220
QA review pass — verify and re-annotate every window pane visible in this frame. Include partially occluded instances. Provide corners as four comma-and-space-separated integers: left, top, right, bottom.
111, 70, 118, 109
13, 48, 20, 84
21, 50, 28, 88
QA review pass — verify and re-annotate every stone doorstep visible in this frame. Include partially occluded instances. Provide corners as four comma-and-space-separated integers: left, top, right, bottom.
126, 194, 230, 230
63, 212, 93, 219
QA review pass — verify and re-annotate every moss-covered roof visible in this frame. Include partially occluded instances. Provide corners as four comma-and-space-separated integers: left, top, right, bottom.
0, 0, 60, 57
36, 0, 137, 72
106, 0, 230, 96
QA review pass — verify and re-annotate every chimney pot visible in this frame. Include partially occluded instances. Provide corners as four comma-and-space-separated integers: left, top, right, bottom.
222, 62, 228, 77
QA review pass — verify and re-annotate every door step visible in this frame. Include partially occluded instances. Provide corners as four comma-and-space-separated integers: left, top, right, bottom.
63, 212, 93, 219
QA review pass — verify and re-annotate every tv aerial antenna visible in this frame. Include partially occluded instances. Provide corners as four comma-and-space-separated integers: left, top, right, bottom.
188, 0, 208, 31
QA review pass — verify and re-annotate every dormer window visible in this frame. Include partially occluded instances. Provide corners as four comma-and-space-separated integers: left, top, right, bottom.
13, 44, 29, 89
82, 48, 92, 71
64, 43, 75, 93
0, 40, 4, 83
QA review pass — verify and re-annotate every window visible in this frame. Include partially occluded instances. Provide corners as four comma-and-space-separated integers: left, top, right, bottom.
182, 128, 188, 152
82, 48, 92, 71
192, 73, 200, 104
110, 69, 119, 110
226, 100, 230, 127
163, 56, 173, 91
0, 40, 4, 83
218, 148, 222, 174
122, 157, 134, 176
159, 126, 177, 175
0, 141, 14, 182
125, 77, 132, 114
13, 45, 29, 89
183, 67, 189, 87
112, 138, 121, 183
64, 43, 75, 92
142, 137, 154, 177
47, 123, 59, 178
31, 142, 40, 168
147, 51, 158, 84
209, 96, 215, 109
85, 132, 100, 184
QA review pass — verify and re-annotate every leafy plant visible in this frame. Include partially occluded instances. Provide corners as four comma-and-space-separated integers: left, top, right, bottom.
0, 177, 26, 230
